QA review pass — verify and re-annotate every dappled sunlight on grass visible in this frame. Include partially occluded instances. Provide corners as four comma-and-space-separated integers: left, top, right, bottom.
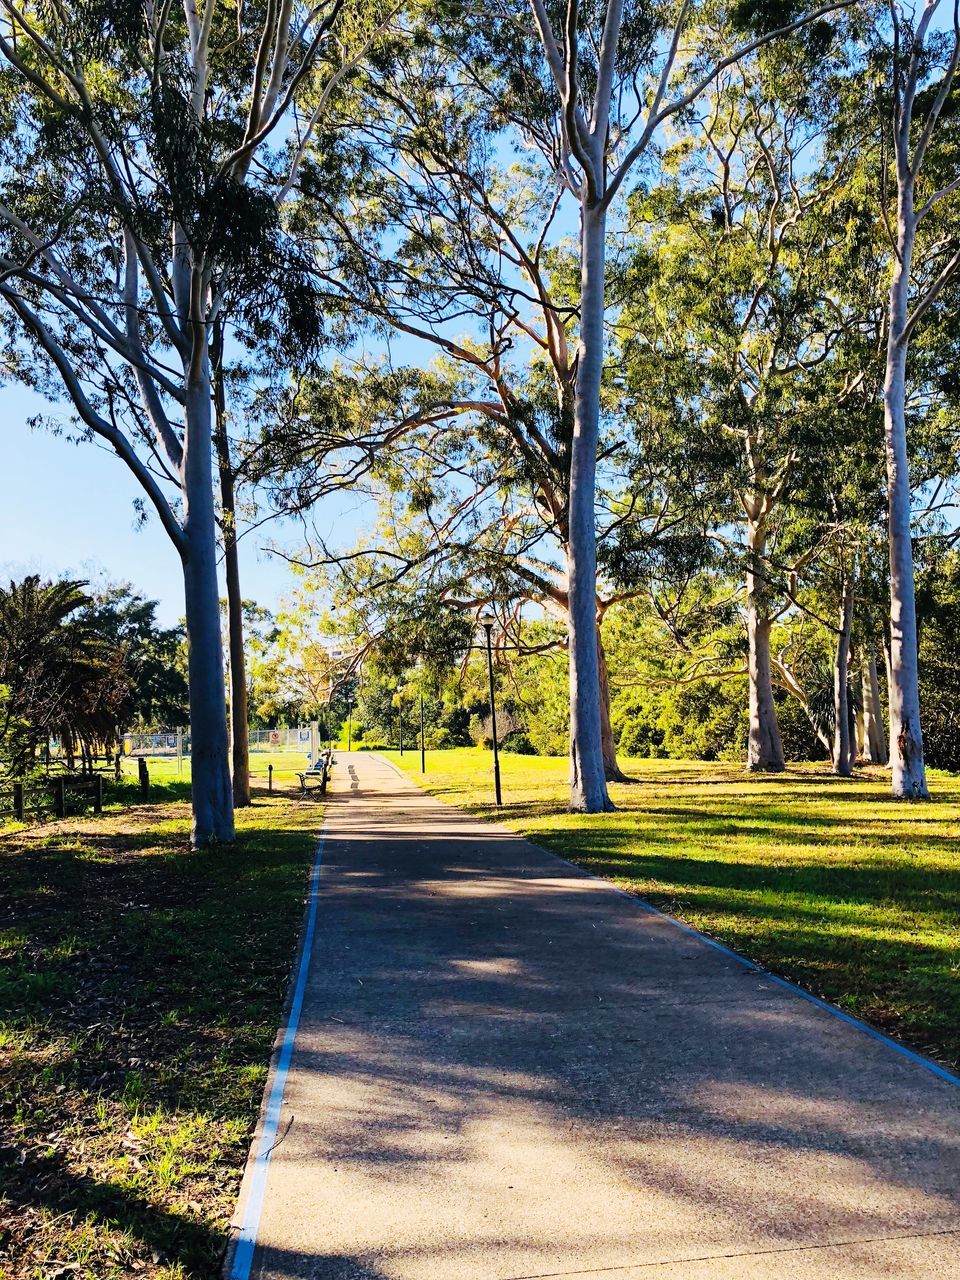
0, 786, 321, 1278
387, 749, 960, 1070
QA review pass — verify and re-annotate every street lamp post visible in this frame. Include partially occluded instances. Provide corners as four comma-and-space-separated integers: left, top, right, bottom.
347, 700, 353, 752
479, 611, 502, 807
420, 691, 426, 773
398, 688, 404, 756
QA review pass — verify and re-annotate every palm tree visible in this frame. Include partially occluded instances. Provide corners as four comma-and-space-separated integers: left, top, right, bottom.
0, 577, 128, 775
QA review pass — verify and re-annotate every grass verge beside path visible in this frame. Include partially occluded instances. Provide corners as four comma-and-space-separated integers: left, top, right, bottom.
0, 785, 322, 1280
386, 748, 960, 1074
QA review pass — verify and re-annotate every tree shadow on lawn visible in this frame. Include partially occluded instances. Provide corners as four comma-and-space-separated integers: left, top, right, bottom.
0, 812, 319, 1276
458, 802, 960, 871
557, 841, 958, 905
0, 1146, 225, 1273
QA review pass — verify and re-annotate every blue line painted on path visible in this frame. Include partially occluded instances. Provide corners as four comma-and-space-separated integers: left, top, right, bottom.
229, 823, 328, 1280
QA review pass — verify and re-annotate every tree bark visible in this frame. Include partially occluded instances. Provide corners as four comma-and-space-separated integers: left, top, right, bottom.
745, 513, 785, 772
566, 204, 613, 812
213, 346, 251, 808
182, 373, 235, 845
883, 639, 895, 764
860, 675, 870, 762
597, 624, 629, 782
220, 470, 252, 807
884, 188, 928, 798
861, 652, 888, 765
832, 578, 854, 776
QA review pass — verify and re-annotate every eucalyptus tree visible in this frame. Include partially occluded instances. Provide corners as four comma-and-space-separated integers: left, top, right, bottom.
257, 350, 704, 781
874, 0, 960, 797
286, 0, 850, 809
273, 98, 643, 780
289, 72, 623, 798
617, 47, 883, 771
503, 0, 859, 806
0, 1, 383, 843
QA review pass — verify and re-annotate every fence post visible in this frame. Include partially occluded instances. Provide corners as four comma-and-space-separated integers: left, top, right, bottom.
13, 782, 23, 821
138, 757, 150, 800
94, 774, 103, 814
53, 778, 65, 819
268, 763, 273, 793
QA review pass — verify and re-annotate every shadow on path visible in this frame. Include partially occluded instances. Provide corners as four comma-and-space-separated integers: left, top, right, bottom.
242, 754, 960, 1280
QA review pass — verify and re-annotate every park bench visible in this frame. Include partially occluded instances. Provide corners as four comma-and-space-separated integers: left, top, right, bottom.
297, 750, 333, 799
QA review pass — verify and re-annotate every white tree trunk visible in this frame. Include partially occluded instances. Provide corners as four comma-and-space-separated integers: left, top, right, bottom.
745, 515, 785, 771
884, 194, 928, 798
883, 640, 895, 764
567, 206, 613, 812
861, 653, 888, 765
855, 676, 866, 760
223, 522, 251, 806
182, 373, 235, 844
832, 580, 854, 776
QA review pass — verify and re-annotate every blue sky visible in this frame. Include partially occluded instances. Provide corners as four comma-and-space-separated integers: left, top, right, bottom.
0, 381, 313, 626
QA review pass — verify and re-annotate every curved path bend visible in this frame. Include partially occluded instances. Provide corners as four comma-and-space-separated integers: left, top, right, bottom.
226, 751, 960, 1280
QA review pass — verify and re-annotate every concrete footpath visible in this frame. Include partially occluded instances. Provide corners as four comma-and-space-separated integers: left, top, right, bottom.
226, 752, 960, 1279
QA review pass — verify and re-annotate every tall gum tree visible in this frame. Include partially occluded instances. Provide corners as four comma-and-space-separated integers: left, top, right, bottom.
295, 0, 853, 809
879, 0, 960, 798
518, 0, 853, 807
276, 63, 655, 781
262, 208, 672, 784
617, 54, 878, 772
0, 1, 385, 842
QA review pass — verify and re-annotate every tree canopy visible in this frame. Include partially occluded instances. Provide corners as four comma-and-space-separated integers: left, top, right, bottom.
4, 0, 960, 808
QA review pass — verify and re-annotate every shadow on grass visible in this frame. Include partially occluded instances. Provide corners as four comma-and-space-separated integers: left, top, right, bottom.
0, 804, 320, 1275
0, 1147, 224, 1272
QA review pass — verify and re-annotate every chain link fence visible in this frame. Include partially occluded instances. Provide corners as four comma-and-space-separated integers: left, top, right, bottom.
44, 726, 319, 759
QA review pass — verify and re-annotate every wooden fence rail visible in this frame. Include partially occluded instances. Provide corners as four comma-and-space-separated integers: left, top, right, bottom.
0, 774, 105, 823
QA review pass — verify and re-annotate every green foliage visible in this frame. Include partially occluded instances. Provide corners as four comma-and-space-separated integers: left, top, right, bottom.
0, 576, 185, 775
613, 679, 750, 762
84, 585, 189, 730
0, 788, 320, 1274
0, 576, 122, 772
918, 553, 960, 770
352, 661, 474, 749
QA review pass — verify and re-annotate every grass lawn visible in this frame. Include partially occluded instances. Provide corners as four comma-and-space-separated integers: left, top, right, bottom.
0, 775, 323, 1279
115, 750, 316, 793
386, 748, 960, 1074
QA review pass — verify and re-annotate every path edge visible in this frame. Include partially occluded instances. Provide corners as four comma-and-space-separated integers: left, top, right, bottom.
383, 754, 960, 1091
220, 816, 328, 1280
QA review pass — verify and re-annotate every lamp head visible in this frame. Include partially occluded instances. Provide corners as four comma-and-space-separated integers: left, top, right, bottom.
479, 609, 495, 633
